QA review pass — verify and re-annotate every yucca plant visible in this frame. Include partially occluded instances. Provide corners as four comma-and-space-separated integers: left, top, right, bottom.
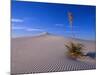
66, 11, 85, 59
65, 42, 84, 59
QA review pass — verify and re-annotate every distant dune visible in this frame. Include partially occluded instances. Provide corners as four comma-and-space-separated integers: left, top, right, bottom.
11, 34, 96, 74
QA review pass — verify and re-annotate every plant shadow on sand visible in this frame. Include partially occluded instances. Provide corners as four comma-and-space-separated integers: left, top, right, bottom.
86, 52, 96, 59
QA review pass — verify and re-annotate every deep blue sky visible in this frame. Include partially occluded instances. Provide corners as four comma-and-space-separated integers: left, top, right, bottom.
11, 1, 96, 40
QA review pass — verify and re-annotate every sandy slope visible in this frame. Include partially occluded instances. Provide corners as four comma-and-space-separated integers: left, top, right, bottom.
11, 34, 96, 74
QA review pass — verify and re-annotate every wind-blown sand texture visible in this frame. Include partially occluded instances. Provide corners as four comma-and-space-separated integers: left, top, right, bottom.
11, 34, 96, 74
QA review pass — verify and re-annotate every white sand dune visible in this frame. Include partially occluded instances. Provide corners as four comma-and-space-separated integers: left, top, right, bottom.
11, 34, 96, 74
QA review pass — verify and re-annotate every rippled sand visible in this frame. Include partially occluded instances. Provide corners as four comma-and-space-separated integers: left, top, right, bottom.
11, 34, 96, 74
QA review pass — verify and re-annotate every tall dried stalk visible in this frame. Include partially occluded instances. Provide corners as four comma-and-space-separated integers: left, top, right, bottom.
68, 11, 75, 38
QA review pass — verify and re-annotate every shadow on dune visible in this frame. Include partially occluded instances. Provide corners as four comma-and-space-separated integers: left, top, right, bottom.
86, 52, 96, 59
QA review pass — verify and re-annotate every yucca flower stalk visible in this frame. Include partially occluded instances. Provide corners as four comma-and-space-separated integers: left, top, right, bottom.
68, 11, 75, 38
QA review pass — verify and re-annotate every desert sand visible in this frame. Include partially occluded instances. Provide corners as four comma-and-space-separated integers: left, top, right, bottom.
11, 34, 96, 74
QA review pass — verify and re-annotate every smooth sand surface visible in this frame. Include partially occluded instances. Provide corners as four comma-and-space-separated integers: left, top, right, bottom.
11, 34, 96, 74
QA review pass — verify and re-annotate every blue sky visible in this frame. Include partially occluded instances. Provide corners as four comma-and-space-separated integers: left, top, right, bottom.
11, 1, 96, 40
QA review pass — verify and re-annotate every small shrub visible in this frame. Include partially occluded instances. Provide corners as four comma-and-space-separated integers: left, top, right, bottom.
65, 42, 84, 59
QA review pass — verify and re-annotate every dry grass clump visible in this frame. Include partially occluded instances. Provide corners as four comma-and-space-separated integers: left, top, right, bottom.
65, 42, 85, 59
